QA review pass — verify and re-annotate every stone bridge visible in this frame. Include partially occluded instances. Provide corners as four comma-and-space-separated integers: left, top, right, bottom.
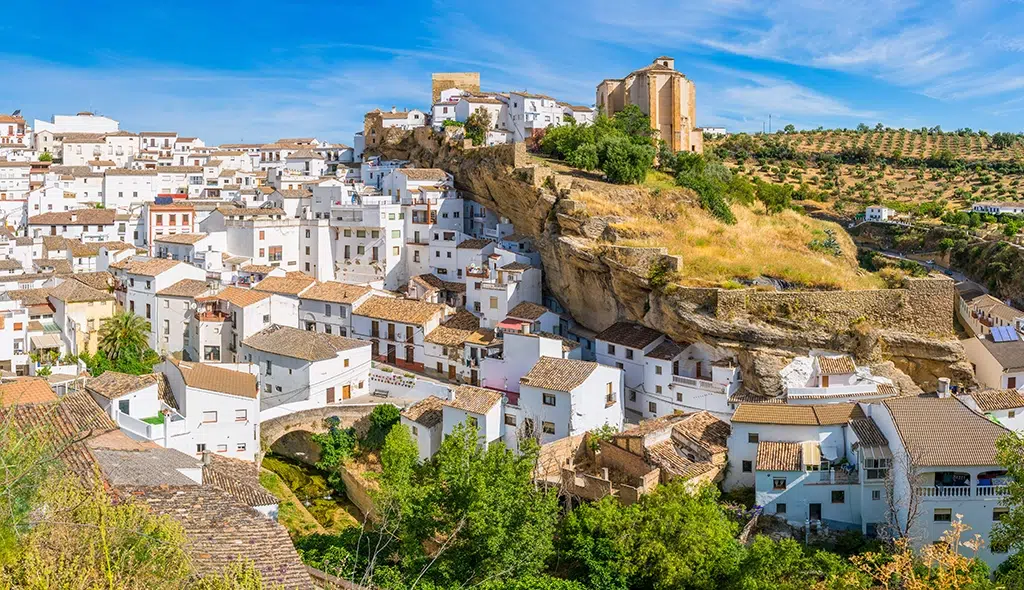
260, 401, 399, 450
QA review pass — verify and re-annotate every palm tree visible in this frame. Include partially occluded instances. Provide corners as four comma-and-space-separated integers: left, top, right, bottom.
98, 312, 151, 362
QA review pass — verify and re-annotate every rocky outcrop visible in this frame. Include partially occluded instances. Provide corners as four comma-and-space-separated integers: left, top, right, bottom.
371, 131, 975, 394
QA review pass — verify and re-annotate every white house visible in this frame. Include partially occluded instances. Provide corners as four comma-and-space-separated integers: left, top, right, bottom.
155, 279, 215, 356
779, 353, 897, 404
351, 296, 448, 372
972, 202, 1024, 216
109, 257, 207, 350
86, 371, 162, 427
400, 395, 444, 461
864, 206, 895, 222
516, 356, 624, 445
960, 388, 1024, 433
26, 209, 118, 241
962, 330, 1024, 391
298, 281, 373, 337
241, 324, 372, 420
441, 384, 503, 446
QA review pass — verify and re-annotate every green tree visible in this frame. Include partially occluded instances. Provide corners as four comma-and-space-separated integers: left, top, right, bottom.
991, 132, 1018, 150
37, 152, 52, 162
783, 124, 796, 134
938, 237, 956, 252
98, 311, 150, 363
361, 403, 401, 450
464, 106, 491, 146
755, 180, 793, 214
598, 135, 655, 184
993, 432, 1024, 552
612, 104, 657, 144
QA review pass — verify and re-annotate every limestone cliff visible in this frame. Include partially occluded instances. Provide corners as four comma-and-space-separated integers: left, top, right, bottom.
371, 129, 975, 394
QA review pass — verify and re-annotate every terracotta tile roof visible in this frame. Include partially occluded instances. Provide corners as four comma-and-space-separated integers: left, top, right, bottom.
243, 324, 368, 362
756, 441, 803, 471
253, 274, 316, 296
72, 271, 114, 291
104, 169, 158, 176
169, 358, 257, 399
646, 440, 714, 480
215, 206, 286, 218
202, 454, 278, 507
48, 278, 115, 303
596, 321, 664, 349
816, 355, 857, 375
500, 261, 532, 271
67, 240, 135, 258
0, 258, 22, 271
648, 339, 687, 361
617, 413, 686, 438
456, 238, 493, 250
2, 392, 117, 482
402, 395, 444, 427
239, 264, 275, 274
33, 258, 70, 273
110, 257, 183, 277
444, 385, 502, 415
673, 411, 730, 454
153, 232, 207, 245
128, 486, 311, 589
42, 236, 69, 251
0, 378, 58, 407
275, 189, 312, 199
215, 286, 272, 308
520, 357, 598, 392
354, 295, 445, 325
28, 209, 116, 225
731, 402, 865, 426
507, 301, 549, 321
300, 281, 371, 305
85, 371, 156, 400
5, 287, 52, 306
398, 168, 449, 181
157, 279, 212, 298
970, 389, 1024, 412
884, 396, 1010, 467
849, 417, 888, 448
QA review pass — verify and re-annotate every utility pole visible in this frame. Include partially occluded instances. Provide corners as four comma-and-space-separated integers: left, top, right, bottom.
769, 114, 772, 134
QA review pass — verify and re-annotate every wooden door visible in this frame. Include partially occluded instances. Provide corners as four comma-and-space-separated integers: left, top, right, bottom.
387, 344, 396, 364
387, 323, 395, 340
821, 375, 830, 388
342, 385, 351, 400
448, 365, 456, 380
1010, 376, 1018, 389
695, 361, 702, 379
326, 387, 335, 404
471, 369, 478, 386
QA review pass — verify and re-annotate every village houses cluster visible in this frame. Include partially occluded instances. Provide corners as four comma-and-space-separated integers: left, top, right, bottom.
2, 58, 1023, 583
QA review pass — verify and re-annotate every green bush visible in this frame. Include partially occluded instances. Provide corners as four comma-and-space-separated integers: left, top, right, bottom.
361, 404, 401, 450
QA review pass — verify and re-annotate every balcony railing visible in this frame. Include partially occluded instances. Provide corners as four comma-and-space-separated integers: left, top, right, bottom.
670, 375, 735, 395
196, 311, 229, 322
916, 486, 977, 498
976, 484, 1010, 497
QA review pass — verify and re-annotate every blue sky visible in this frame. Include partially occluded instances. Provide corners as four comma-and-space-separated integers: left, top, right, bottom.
2, 0, 1024, 145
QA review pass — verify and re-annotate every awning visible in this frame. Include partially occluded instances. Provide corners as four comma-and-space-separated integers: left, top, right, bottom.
30, 333, 62, 350
858, 445, 893, 460
802, 442, 822, 468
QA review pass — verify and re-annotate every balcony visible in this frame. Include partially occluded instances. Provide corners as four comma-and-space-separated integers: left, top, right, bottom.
786, 384, 888, 400
670, 374, 737, 395
196, 310, 229, 322
916, 486, 973, 498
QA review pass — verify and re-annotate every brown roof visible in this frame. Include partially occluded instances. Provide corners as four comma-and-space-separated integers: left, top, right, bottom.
103, 169, 158, 176
5, 287, 52, 306
816, 355, 857, 375
85, 372, 156, 400
129, 486, 311, 589
169, 358, 257, 399
645, 440, 714, 480
756, 441, 803, 471
731, 403, 865, 426
520, 357, 598, 392
507, 301, 549, 321
399, 168, 449, 181
253, 274, 316, 297
73, 271, 114, 291
215, 286, 272, 308
970, 389, 1024, 412
242, 324, 369, 361
977, 337, 1024, 371
884, 396, 1010, 467
501, 261, 532, 271
647, 339, 686, 361
201, 454, 278, 508
673, 411, 730, 454
67, 240, 135, 258
28, 209, 116, 226
215, 206, 285, 218
33, 258, 71, 273
48, 278, 115, 303
849, 417, 889, 448
300, 281, 371, 305
110, 257, 181, 277
402, 395, 444, 427
153, 232, 207, 245
456, 238, 493, 250
0, 378, 58, 407
157, 279, 211, 298
354, 295, 445, 325
444, 385, 502, 415
596, 321, 664, 349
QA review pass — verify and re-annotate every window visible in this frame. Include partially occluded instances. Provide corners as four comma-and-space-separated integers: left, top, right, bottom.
648, 401, 657, 414
146, 281, 151, 289
235, 409, 247, 422
265, 360, 272, 376
467, 416, 478, 428
655, 385, 662, 394
605, 382, 614, 405
163, 319, 170, 335
489, 296, 498, 309
616, 362, 624, 370
872, 490, 882, 501
629, 390, 636, 402
259, 230, 265, 240
264, 383, 271, 393
831, 490, 845, 504
393, 246, 400, 256
655, 365, 662, 375
237, 443, 246, 452
864, 458, 890, 480
773, 477, 787, 490
742, 460, 752, 472
995, 507, 1009, 521
541, 421, 555, 435
202, 411, 218, 423
542, 393, 556, 406
118, 399, 130, 415
748, 433, 759, 444
391, 230, 400, 238
626, 349, 634, 360
776, 503, 787, 514
216, 444, 228, 452
145, 303, 151, 319
1011, 410, 1017, 418
934, 509, 952, 522
196, 443, 206, 454
607, 343, 615, 355
504, 414, 517, 426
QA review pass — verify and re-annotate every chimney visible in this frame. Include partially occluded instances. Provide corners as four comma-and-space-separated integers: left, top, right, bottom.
202, 450, 212, 465
390, 106, 398, 113
522, 322, 531, 335
937, 377, 951, 398
70, 213, 77, 222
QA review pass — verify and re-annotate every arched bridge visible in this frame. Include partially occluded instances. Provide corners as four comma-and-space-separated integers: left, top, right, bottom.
260, 402, 399, 449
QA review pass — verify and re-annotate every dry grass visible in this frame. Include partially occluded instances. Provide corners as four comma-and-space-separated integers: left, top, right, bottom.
604, 193, 882, 290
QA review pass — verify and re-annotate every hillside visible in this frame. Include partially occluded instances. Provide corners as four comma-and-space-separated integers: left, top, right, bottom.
706, 129, 1024, 220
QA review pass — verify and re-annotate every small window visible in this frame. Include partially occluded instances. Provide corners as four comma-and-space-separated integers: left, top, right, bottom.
542, 393, 556, 406
196, 443, 206, 454
605, 382, 614, 404
872, 490, 882, 501
1011, 410, 1017, 419
655, 365, 662, 375
776, 503, 786, 514
344, 358, 350, 368
748, 433, 759, 444
831, 490, 845, 504
773, 477, 786, 490
648, 401, 657, 414
237, 443, 246, 452
655, 385, 662, 394
504, 413, 517, 426
466, 416, 478, 428
625, 349, 634, 360
607, 344, 615, 355
742, 461, 753, 472
995, 507, 1009, 521
235, 409, 247, 422
628, 390, 636, 402
541, 421, 556, 435
933, 509, 952, 522
202, 411, 217, 423
217, 444, 228, 452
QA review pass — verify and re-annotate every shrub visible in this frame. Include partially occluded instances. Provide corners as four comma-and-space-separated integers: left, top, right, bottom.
361, 404, 401, 450
598, 135, 655, 184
